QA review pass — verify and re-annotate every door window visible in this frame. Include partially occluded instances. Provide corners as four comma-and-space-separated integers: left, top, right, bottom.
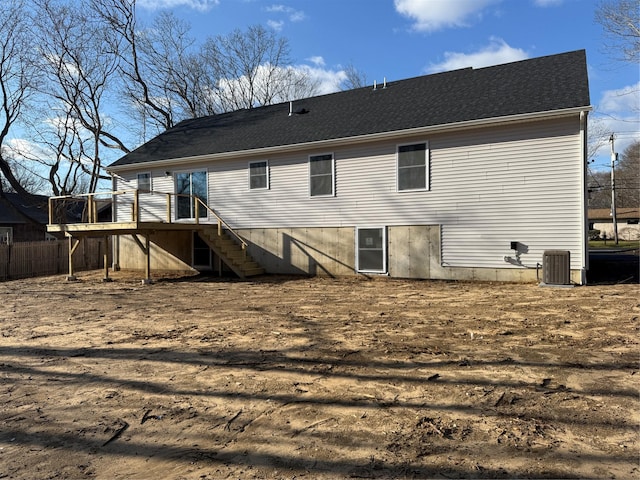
176, 171, 207, 219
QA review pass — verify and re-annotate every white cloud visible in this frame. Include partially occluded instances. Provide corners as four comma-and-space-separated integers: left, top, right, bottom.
591, 82, 640, 165
7, 138, 46, 160
307, 56, 326, 67
137, 0, 219, 12
265, 5, 287, 13
267, 20, 284, 31
425, 38, 528, 73
265, 4, 306, 25
599, 83, 640, 113
215, 63, 346, 108
289, 10, 305, 22
394, 0, 501, 32
298, 65, 346, 95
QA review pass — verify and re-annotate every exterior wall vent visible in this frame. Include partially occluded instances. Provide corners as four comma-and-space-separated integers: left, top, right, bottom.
542, 250, 571, 285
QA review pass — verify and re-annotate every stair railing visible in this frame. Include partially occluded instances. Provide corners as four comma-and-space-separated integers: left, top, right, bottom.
193, 197, 248, 254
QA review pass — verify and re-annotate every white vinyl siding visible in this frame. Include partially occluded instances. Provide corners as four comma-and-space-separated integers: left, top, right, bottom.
114, 171, 176, 222
117, 116, 584, 271
207, 117, 584, 270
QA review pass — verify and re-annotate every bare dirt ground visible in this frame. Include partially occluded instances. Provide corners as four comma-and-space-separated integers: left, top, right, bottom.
0, 271, 638, 479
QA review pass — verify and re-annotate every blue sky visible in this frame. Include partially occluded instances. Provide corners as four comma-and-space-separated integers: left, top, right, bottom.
135, 0, 639, 171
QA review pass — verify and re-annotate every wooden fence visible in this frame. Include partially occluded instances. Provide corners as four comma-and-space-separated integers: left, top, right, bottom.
0, 238, 109, 281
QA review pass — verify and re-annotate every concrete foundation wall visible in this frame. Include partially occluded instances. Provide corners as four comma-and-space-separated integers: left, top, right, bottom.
115, 225, 583, 284
388, 225, 439, 278
236, 227, 356, 276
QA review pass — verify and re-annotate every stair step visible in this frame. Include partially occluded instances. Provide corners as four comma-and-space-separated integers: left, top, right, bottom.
237, 261, 260, 269
198, 228, 264, 279
225, 251, 247, 260
243, 267, 264, 276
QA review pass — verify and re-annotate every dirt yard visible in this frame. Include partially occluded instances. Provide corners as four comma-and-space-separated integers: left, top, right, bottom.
0, 271, 638, 479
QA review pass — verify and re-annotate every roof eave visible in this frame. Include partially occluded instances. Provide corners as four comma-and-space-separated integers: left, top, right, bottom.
108, 106, 593, 174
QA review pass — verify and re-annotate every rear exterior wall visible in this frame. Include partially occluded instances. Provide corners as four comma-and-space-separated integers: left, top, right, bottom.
114, 116, 586, 283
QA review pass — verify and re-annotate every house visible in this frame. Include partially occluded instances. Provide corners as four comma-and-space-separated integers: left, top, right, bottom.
52, 50, 591, 283
589, 208, 640, 241
0, 192, 53, 243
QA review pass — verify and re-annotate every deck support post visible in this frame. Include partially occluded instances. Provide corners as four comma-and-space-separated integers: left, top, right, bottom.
143, 233, 151, 284
102, 236, 112, 282
66, 234, 80, 281
131, 232, 153, 284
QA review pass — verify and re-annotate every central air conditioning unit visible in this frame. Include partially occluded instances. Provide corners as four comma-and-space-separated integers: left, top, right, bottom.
542, 250, 571, 285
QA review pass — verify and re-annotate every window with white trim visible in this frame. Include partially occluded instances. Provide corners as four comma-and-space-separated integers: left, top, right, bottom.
397, 142, 428, 191
309, 153, 334, 197
356, 227, 387, 273
137, 172, 151, 192
175, 170, 207, 219
249, 161, 269, 190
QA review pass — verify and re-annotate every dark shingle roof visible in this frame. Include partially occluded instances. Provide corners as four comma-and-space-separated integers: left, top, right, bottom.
110, 50, 590, 168
0, 193, 49, 224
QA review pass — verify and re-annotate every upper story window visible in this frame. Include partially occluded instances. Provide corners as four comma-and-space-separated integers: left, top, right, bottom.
137, 172, 151, 192
309, 153, 334, 197
249, 161, 269, 190
397, 142, 428, 191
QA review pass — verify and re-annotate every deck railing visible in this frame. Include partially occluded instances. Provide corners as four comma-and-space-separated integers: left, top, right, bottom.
48, 190, 248, 250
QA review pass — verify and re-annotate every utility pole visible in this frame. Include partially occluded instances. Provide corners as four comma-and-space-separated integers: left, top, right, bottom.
609, 134, 619, 244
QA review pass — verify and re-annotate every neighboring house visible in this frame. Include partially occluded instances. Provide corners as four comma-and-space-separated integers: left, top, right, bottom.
0, 193, 53, 243
98, 50, 591, 283
589, 208, 640, 241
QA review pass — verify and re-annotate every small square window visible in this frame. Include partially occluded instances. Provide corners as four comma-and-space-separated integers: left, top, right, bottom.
249, 161, 269, 190
137, 172, 151, 192
310, 154, 334, 196
398, 142, 428, 191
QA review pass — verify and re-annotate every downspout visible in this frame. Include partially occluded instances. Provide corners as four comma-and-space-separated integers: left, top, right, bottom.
580, 110, 588, 284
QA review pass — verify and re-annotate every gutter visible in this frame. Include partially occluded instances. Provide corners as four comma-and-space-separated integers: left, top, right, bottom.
108, 106, 593, 174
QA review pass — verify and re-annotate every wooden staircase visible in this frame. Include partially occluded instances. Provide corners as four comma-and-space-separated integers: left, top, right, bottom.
197, 227, 264, 278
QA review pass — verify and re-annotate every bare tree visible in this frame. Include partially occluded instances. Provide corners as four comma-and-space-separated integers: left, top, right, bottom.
93, 0, 179, 135
92, 0, 222, 137
32, 0, 129, 194
616, 140, 640, 207
0, 147, 47, 194
588, 140, 640, 208
136, 11, 220, 120
341, 63, 368, 90
0, 0, 39, 199
202, 25, 319, 111
595, 0, 640, 64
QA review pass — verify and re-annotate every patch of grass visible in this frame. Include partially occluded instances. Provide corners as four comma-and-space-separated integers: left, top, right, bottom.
589, 239, 640, 249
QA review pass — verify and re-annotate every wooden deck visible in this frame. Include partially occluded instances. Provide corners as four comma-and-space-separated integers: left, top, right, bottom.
47, 221, 202, 235
46, 191, 264, 282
